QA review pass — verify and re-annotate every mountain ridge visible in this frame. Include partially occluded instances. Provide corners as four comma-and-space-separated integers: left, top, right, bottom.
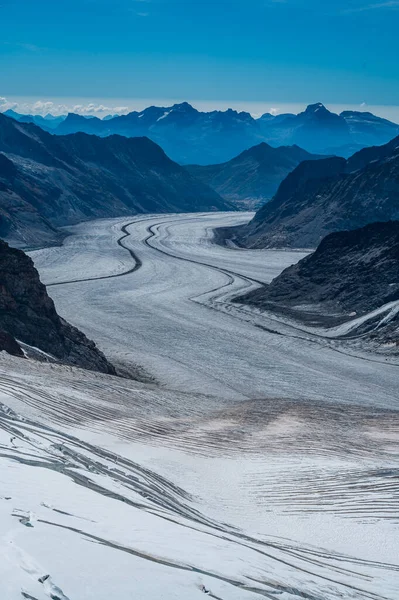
0, 113, 230, 248
234, 221, 399, 351
185, 142, 324, 209
4, 102, 398, 164
223, 134, 399, 248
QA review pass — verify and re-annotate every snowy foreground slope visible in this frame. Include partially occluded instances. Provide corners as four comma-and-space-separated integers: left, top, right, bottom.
0, 212, 398, 599
1, 356, 399, 600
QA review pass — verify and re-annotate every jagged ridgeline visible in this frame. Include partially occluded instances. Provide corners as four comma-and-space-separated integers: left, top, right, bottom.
0, 113, 231, 248
224, 134, 399, 248
5, 102, 399, 164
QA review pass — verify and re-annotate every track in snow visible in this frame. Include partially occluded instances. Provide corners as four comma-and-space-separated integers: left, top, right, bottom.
1, 356, 398, 600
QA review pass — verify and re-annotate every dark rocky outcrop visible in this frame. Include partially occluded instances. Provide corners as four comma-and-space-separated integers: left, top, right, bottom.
0, 113, 231, 248
0, 239, 116, 373
226, 135, 399, 249
185, 143, 324, 209
0, 152, 64, 248
236, 222, 399, 335
0, 329, 24, 357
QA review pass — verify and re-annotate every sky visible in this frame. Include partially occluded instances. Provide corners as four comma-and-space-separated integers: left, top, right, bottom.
1, 0, 399, 120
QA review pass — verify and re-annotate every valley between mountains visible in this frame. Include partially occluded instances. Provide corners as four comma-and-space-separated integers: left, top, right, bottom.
29, 212, 399, 401
1, 212, 398, 600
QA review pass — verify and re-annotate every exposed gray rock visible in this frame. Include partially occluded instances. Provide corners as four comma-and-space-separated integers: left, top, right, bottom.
0, 329, 24, 357
226, 135, 399, 249
185, 143, 324, 209
236, 222, 399, 349
0, 239, 116, 373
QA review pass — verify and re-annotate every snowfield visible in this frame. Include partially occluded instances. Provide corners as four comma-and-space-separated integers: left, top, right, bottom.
0, 212, 398, 599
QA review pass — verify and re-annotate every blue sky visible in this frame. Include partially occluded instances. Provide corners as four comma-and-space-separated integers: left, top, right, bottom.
1, 0, 399, 118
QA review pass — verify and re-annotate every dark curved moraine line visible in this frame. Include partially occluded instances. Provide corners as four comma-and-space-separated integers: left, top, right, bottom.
47, 220, 142, 287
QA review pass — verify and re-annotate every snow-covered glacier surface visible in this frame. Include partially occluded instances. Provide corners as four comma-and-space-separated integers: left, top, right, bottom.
1, 212, 398, 599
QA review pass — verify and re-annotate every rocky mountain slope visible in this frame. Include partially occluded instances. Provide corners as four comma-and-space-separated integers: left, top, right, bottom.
185, 142, 323, 208
236, 221, 399, 348
0, 152, 64, 248
6, 102, 397, 164
0, 239, 116, 373
0, 113, 229, 248
226, 135, 399, 249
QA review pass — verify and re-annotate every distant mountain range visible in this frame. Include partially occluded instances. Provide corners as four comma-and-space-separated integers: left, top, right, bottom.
224, 134, 399, 249
0, 113, 229, 248
3, 109, 66, 131
235, 221, 399, 350
185, 143, 324, 209
257, 104, 399, 157
3, 102, 399, 165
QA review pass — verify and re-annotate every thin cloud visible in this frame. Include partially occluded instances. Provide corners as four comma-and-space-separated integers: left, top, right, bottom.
343, 1, 399, 13
0, 96, 18, 111
18, 42, 41, 51
129, 0, 151, 16
72, 103, 130, 116
33, 101, 55, 113
3, 41, 43, 52
0, 98, 130, 117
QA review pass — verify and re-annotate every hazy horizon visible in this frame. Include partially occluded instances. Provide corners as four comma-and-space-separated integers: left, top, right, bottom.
2, 95, 399, 123
2, 1, 398, 123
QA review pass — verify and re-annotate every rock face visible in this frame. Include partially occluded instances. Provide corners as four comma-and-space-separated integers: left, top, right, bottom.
0, 329, 24, 357
6, 102, 397, 165
229, 135, 399, 249
235, 222, 399, 352
185, 143, 324, 209
0, 113, 230, 248
0, 152, 64, 248
0, 239, 116, 373
238, 221, 399, 320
